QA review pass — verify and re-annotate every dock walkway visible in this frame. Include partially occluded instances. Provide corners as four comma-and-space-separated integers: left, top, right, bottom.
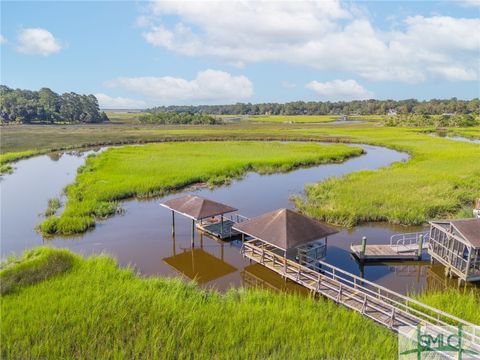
242, 240, 479, 355
351, 231, 429, 262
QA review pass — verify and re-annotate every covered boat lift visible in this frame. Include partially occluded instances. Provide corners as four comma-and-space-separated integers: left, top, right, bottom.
160, 195, 238, 242
428, 218, 480, 282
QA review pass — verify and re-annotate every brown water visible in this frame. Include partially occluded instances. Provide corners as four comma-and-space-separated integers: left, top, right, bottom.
1, 143, 476, 295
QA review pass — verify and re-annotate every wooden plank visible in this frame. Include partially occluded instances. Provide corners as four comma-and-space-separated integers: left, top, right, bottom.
351, 244, 421, 261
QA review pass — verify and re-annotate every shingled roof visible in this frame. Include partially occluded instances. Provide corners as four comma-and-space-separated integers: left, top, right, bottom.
430, 218, 480, 248
449, 218, 480, 248
160, 195, 237, 220
233, 208, 338, 251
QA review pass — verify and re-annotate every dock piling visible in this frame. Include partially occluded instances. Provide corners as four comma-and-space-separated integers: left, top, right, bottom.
360, 236, 367, 258
417, 234, 424, 259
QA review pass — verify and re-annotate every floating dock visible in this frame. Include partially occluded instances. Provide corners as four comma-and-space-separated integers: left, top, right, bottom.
350, 232, 428, 262
241, 240, 480, 348
196, 218, 241, 240
350, 243, 425, 261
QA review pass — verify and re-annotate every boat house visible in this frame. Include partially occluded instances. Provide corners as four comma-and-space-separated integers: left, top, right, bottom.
428, 218, 480, 282
233, 208, 338, 268
160, 195, 238, 240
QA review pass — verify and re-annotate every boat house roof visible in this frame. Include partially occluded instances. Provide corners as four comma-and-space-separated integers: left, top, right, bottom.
160, 195, 237, 220
233, 208, 338, 251
430, 218, 480, 248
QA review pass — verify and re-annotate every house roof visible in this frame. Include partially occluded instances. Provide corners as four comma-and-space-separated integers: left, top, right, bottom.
450, 218, 480, 248
430, 218, 480, 248
232, 208, 338, 251
160, 195, 237, 220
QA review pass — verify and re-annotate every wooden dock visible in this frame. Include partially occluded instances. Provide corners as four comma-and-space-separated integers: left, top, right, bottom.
350, 244, 423, 261
196, 219, 240, 240
241, 240, 480, 351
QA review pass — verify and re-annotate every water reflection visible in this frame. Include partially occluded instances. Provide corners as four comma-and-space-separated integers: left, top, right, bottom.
1, 143, 478, 295
163, 234, 237, 284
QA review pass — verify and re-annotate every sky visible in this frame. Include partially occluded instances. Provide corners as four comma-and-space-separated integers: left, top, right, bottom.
1, 0, 480, 108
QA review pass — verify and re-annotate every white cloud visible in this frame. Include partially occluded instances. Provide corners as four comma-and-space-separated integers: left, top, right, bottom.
139, 1, 480, 83
104, 69, 253, 104
95, 93, 147, 109
0, 35, 7, 44
459, 0, 480, 7
281, 81, 297, 89
306, 79, 374, 100
17, 28, 63, 56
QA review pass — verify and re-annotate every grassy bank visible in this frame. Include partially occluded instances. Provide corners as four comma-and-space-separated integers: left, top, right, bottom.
416, 289, 480, 325
0, 247, 396, 359
294, 127, 480, 226
39, 141, 362, 235
0, 149, 48, 174
3, 123, 479, 226
2, 247, 478, 359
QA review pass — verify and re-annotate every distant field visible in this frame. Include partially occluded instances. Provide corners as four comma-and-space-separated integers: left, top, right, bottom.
349, 115, 385, 121
105, 112, 145, 124
244, 115, 339, 123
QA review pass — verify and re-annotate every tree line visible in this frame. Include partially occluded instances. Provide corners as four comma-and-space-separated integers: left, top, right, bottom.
0, 86, 108, 124
384, 114, 479, 127
139, 112, 220, 125
149, 98, 479, 116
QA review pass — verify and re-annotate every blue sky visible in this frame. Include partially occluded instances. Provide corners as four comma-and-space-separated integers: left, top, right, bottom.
1, 1, 479, 108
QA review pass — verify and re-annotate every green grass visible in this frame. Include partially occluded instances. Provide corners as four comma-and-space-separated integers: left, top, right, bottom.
39, 141, 362, 235
44, 198, 61, 217
416, 289, 480, 325
0, 149, 48, 174
0, 149, 45, 164
105, 111, 145, 124
3, 123, 480, 227
0, 247, 75, 295
0, 247, 397, 359
450, 127, 480, 140
245, 115, 339, 123
2, 247, 478, 359
294, 127, 480, 226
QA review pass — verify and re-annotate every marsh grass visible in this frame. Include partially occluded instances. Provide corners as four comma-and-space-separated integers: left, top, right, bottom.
1, 247, 398, 359
245, 115, 339, 123
3, 123, 480, 227
0, 247, 75, 295
44, 198, 61, 217
416, 289, 480, 325
295, 127, 480, 226
0, 149, 47, 174
39, 141, 362, 235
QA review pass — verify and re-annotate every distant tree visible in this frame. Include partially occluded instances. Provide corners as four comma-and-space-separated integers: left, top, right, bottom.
0, 85, 107, 124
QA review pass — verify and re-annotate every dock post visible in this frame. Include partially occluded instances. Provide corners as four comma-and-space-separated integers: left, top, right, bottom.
221, 216, 224, 236
417, 234, 424, 259
360, 236, 367, 259
171, 211, 175, 236
191, 219, 195, 247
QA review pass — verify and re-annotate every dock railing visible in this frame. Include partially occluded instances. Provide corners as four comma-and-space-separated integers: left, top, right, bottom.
390, 231, 429, 253
242, 240, 480, 349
